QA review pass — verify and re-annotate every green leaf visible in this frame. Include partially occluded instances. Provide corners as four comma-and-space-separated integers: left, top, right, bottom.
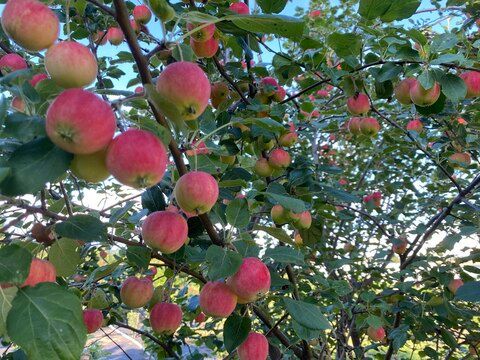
257, 0, 287, 13
0, 137, 72, 196
359, 0, 420, 22
254, 225, 295, 245
223, 314, 251, 353
49, 238, 81, 277
0, 287, 17, 337
229, 15, 304, 40
7, 283, 87, 360
188, 155, 229, 174
226, 198, 249, 228
455, 281, 480, 302
205, 245, 242, 281
264, 247, 304, 265
327, 33, 362, 58
0, 244, 32, 285
55, 215, 107, 243
126, 246, 151, 270
141, 185, 166, 213
292, 320, 321, 340
3, 114, 46, 143
431, 33, 458, 53
265, 192, 308, 213
283, 298, 331, 330
238, 117, 284, 133
439, 73, 467, 102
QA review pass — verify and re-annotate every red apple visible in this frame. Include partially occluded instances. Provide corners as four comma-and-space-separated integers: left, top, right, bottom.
460, 71, 480, 98
142, 211, 188, 254
259, 77, 279, 96
11, 97, 25, 112
107, 27, 124, 45
135, 86, 144, 94
120, 276, 154, 308
409, 80, 441, 106
187, 22, 216, 42
394, 78, 416, 105
45, 41, 98, 88
194, 312, 206, 323
448, 278, 463, 294
199, 281, 237, 318
406, 118, 423, 133
227, 257, 271, 303
392, 238, 408, 255
46, 89, 116, 154
367, 326, 386, 342
449, 152, 471, 168
174, 171, 219, 215
268, 148, 291, 169
133, 5, 152, 24
150, 302, 183, 334
211, 82, 230, 109
317, 89, 329, 97
254, 158, 274, 177
309, 10, 322, 18
106, 129, 168, 188
155, 61, 211, 121
190, 36, 219, 58
238, 332, 269, 360
29, 73, 48, 87
273, 86, 286, 102
347, 117, 362, 135
0, 54, 27, 73
347, 93, 370, 115
229, 2, 250, 14
83, 309, 103, 334
21, 258, 56, 288
289, 210, 312, 230
1, 0, 59, 51
359, 117, 380, 136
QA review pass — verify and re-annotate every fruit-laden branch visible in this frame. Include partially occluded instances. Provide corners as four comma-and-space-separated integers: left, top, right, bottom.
371, 107, 462, 193
112, 0, 224, 247
212, 55, 250, 105
401, 173, 480, 269
113, 322, 179, 359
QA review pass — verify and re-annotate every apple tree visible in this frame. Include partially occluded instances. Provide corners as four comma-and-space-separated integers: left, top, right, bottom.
0, 0, 479, 359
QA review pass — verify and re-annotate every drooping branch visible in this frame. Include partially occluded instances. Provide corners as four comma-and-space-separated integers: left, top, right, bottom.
213, 55, 250, 105
85, 0, 116, 16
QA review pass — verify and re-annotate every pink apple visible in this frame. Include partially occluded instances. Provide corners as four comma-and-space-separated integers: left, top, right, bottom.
448, 278, 463, 294
29, 73, 48, 87
150, 302, 183, 334
45, 41, 98, 88
406, 118, 423, 133
1, 0, 59, 51
460, 71, 480, 98
268, 148, 291, 169
409, 80, 441, 106
133, 5, 152, 24
46, 89, 116, 154
359, 117, 381, 136
254, 158, 274, 177
238, 332, 269, 360
174, 171, 219, 215
199, 281, 237, 318
21, 258, 56, 288
278, 131, 298, 147
142, 211, 188, 254
187, 22, 216, 42
394, 78, 416, 105
155, 61, 211, 121
227, 257, 270, 303
83, 309, 103, 334
347, 93, 370, 115
367, 326, 386, 342
271, 204, 289, 224
107, 27, 124, 45
0, 54, 27, 73
347, 117, 362, 135
229, 2, 250, 14
120, 276, 154, 308
449, 152, 471, 168
190, 37, 219, 58
259, 77, 279, 96
289, 210, 312, 230
106, 129, 168, 188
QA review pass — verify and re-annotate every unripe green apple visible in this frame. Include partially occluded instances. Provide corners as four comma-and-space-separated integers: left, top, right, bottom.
71, 149, 110, 183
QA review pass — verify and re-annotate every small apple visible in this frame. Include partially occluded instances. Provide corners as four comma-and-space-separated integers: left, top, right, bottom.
133, 5, 152, 24
29, 73, 48, 87
238, 332, 269, 360
1, 0, 59, 51
289, 210, 312, 230
227, 257, 270, 303
142, 211, 188, 254
229, 2, 250, 14
199, 281, 237, 318
0, 54, 27, 73
254, 158, 274, 177
279, 131, 298, 147
21, 258, 56, 288
120, 276, 154, 308
346, 93, 370, 115
268, 148, 291, 169
406, 118, 423, 133
70, 149, 110, 183
447, 278, 463, 294
106, 129, 168, 188
394, 78, 416, 105
347, 117, 362, 135
194, 312, 206, 323
271, 204, 289, 225
107, 27, 124, 45
11, 97, 25, 112
187, 22, 216, 42
210, 82, 230, 109
460, 71, 480, 98
83, 309, 103, 334
150, 302, 183, 334
392, 238, 408, 255
409, 80, 441, 106
359, 117, 381, 136
449, 152, 471, 168
174, 171, 219, 215
367, 326, 386, 342
46, 89, 116, 154
190, 36, 219, 58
